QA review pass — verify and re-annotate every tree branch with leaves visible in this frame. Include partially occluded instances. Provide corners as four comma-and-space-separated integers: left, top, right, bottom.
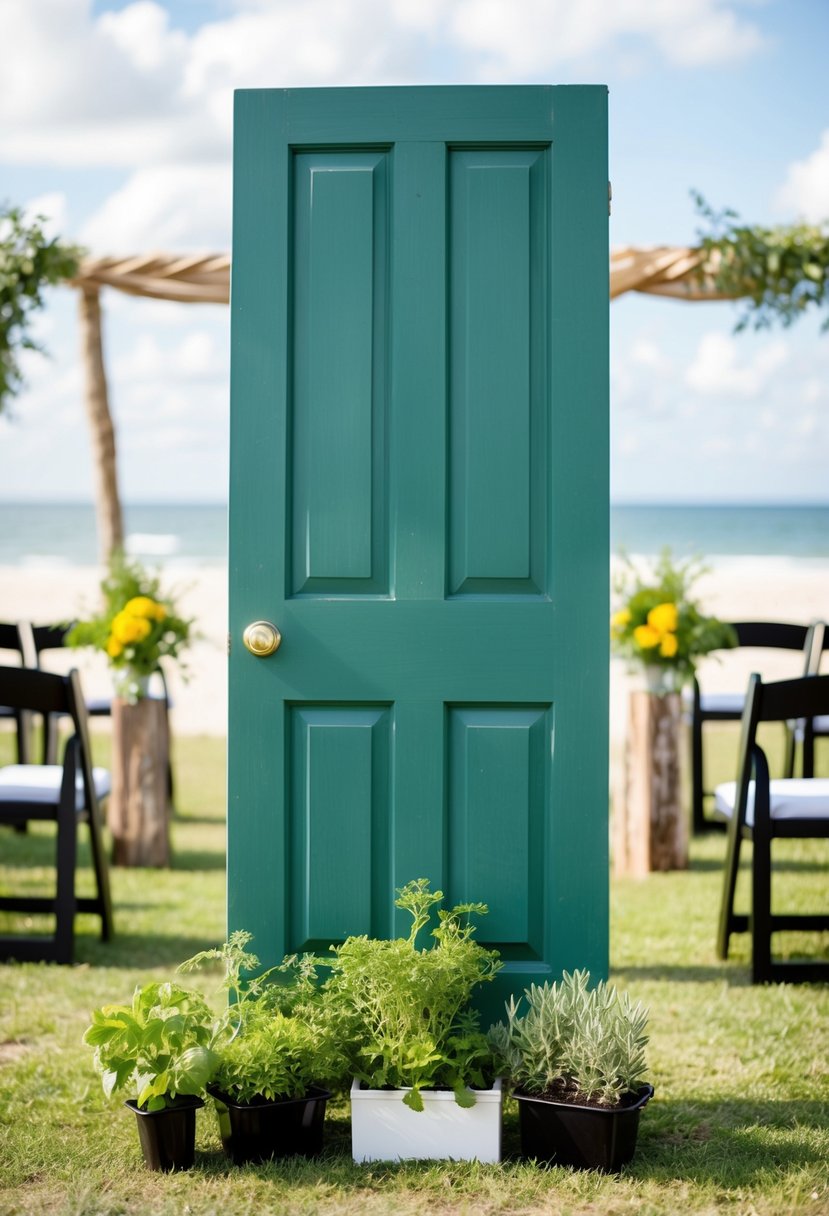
0, 203, 82, 412
694, 192, 829, 332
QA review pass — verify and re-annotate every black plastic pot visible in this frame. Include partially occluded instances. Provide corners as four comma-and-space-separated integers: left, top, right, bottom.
514, 1084, 654, 1172
125, 1095, 204, 1172
208, 1085, 331, 1165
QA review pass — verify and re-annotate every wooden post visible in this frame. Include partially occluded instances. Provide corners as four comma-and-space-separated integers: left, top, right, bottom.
615, 691, 688, 877
109, 698, 171, 867
78, 285, 124, 562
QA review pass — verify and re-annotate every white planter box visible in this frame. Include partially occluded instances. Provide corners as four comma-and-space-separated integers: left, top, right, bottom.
350, 1076, 502, 1163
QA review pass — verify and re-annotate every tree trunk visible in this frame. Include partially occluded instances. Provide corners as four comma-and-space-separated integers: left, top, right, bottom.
614, 691, 688, 877
78, 286, 123, 561
109, 698, 171, 867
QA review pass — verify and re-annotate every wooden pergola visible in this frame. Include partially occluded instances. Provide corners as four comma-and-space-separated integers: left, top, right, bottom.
69, 245, 733, 558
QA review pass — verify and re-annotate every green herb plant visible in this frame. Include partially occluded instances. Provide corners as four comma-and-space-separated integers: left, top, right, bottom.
178, 931, 341, 1102
489, 970, 649, 1107
324, 878, 501, 1111
83, 981, 219, 1112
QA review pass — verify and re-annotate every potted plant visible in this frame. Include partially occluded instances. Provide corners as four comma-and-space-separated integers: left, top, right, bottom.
324, 878, 503, 1163
179, 932, 337, 1165
610, 549, 736, 694
83, 980, 218, 1172
489, 970, 653, 1172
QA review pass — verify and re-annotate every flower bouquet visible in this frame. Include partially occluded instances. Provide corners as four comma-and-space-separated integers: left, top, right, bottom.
611, 550, 736, 693
67, 553, 192, 702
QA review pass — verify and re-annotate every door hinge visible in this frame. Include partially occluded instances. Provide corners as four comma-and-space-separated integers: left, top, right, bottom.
227, 631, 231, 657
608, 181, 612, 216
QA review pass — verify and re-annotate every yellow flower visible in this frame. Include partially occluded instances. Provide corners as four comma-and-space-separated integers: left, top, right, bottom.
123, 595, 158, 618
647, 602, 678, 634
611, 608, 631, 630
106, 636, 123, 658
660, 633, 679, 658
111, 611, 152, 645
633, 624, 661, 650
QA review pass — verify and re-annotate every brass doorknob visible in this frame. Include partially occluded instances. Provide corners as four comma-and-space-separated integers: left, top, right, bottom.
243, 621, 282, 657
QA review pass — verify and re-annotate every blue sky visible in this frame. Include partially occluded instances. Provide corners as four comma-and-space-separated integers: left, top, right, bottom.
1, 0, 828, 504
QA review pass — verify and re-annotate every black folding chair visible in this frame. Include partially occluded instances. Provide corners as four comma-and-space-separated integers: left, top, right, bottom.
688, 622, 814, 835
715, 672, 829, 983
0, 666, 114, 963
0, 621, 36, 764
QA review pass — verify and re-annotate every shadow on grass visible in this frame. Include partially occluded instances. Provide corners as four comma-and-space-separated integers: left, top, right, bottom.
631, 1098, 829, 1186
79, 933, 223, 969
612, 963, 746, 984
169, 1099, 828, 1192
170, 848, 226, 872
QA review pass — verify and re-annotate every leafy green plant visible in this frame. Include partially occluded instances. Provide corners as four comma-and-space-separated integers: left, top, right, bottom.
694, 192, 829, 332
83, 981, 218, 1112
178, 931, 342, 1102
323, 878, 502, 1111
611, 548, 736, 687
0, 203, 82, 412
489, 970, 649, 1107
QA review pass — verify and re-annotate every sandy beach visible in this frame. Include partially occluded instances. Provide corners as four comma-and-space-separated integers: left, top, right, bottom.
1, 558, 827, 752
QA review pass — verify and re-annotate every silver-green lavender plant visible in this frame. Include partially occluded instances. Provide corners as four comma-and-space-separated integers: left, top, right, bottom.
488, 970, 649, 1106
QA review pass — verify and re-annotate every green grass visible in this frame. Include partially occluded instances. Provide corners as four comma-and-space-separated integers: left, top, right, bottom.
1, 726, 828, 1215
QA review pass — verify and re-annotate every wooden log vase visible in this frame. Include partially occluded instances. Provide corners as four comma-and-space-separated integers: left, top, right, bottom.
109, 696, 171, 867
615, 690, 688, 877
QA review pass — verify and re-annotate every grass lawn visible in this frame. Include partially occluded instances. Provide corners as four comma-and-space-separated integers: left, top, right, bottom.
1, 725, 828, 1215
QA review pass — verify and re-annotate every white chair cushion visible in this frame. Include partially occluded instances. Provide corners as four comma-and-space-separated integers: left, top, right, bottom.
0, 764, 111, 810
700, 692, 746, 715
715, 778, 829, 827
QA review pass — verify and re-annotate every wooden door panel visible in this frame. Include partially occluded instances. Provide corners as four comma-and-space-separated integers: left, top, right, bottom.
449, 148, 548, 598
288, 704, 392, 951
291, 150, 389, 597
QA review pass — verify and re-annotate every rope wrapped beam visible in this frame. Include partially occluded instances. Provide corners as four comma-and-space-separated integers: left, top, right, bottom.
71, 253, 231, 304
70, 247, 735, 306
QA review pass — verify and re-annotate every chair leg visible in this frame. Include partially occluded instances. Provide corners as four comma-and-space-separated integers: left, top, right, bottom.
802, 723, 815, 779
717, 816, 743, 960
751, 825, 773, 984
782, 720, 797, 779
691, 712, 705, 835
54, 760, 79, 964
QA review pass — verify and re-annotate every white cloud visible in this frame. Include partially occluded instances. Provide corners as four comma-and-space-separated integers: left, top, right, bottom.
630, 338, 673, 373
79, 165, 231, 253
0, 0, 765, 168
775, 130, 829, 223
685, 332, 788, 398
112, 329, 227, 383
23, 191, 68, 239
449, 0, 763, 78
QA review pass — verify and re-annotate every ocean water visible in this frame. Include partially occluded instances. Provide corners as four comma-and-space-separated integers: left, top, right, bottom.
0, 501, 827, 566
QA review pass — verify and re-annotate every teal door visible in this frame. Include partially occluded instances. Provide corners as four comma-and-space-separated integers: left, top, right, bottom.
229, 86, 608, 1017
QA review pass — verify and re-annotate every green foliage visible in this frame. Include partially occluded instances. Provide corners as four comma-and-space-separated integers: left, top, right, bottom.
611, 548, 736, 685
83, 981, 218, 1112
694, 192, 829, 332
179, 932, 343, 1102
66, 551, 192, 688
489, 970, 650, 1107
0, 203, 82, 412
209, 1005, 326, 1103
323, 878, 501, 1111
